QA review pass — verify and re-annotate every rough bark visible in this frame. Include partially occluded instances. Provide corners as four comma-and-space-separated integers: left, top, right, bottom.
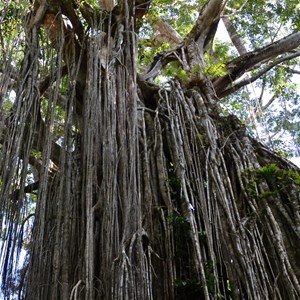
213, 31, 300, 96
0, 0, 299, 299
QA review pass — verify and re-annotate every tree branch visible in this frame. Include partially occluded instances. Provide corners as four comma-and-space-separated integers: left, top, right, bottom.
214, 31, 300, 96
185, 0, 227, 49
79, 1, 100, 27
140, 0, 229, 81
99, 0, 115, 12
142, 51, 177, 82
135, 0, 152, 30
262, 95, 276, 111
27, 0, 48, 30
142, 1, 228, 80
222, 15, 247, 55
61, 0, 85, 42
152, 18, 183, 47
218, 50, 300, 98
281, 66, 300, 75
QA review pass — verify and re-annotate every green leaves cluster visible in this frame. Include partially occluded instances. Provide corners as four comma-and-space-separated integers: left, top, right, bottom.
222, 1, 300, 159
0, 1, 29, 63
229, 0, 300, 48
202, 53, 227, 77
244, 164, 300, 200
149, 0, 205, 36
138, 0, 205, 76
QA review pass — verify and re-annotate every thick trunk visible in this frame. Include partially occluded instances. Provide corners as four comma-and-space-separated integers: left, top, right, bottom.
0, 1, 299, 299
24, 48, 300, 299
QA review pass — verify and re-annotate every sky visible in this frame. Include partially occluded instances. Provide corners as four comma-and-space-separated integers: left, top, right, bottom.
215, 21, 300, 167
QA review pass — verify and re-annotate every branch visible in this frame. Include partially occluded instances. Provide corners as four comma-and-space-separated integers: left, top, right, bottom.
262, 95, 276, 111
79, 1, 100, 27
152, 18, 183, 47
185, 0, 227, 49
142, 0, 228, 81
135, 0, 152, 30
24, 181, 40, 194
99, 0, 115, 12
61, 0, 85, 42
27, 0, 48, 30
0, 63, 19, 81
142, 51, 177, 82
214, 31, 300, 96
218, 50, 300, 98
0, 63, 18, 98
223, 0, 249, 17
281, 66, 300, 75
222, 15, 247, 55
39, 65, 68, 95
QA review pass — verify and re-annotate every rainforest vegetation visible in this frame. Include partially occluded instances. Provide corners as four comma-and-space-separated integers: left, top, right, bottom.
0, 0, 299, 299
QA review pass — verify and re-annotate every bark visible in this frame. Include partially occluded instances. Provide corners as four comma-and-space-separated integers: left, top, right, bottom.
218, 50, 300, 98
99, 0, 115, 12
186, 0, 227, 47
185, 0, 227, 67
222, 15, 247, 55
152, 18, 183, 47
0, 0, 299, 299
213, 31, 300, 96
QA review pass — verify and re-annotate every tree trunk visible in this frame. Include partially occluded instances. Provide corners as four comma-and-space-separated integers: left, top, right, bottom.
0, 0, 299, 299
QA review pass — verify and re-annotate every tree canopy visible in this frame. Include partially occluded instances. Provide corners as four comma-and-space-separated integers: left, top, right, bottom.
0, 0, 300, 299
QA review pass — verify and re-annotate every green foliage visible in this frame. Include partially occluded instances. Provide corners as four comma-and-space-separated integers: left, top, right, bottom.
2, 95, 14, 114
162, 61, 188, 82
223, 65, 300, 155
138, 0, 207, 78
258, 163, 280, 179
167, 212, 190, 251
175, 259, 228, 299
220, 1, 300, 157
204, 260, 216, 294
203, 62, 227, 78
138, 42, 171, 73
213, 40, 235, 62
0, 0, 299, 299
31, 149, 42, 160
78, 0, 99, 10
220, 90, 249, 120
137, 0, 300, 160
244, 164, 300, 200
167, 214, 187, 226
228, 0, 299, 48
149, 0, 205, 36
199, 41, 233, 79
167, 162, 181, 197
156, 45, 230, 82
0, 1, 29, 70
198, 230, 207, 241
